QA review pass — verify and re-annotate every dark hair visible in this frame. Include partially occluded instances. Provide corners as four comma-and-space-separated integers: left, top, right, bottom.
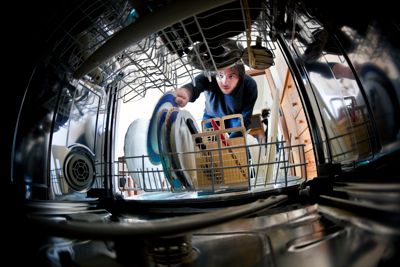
212, 61, 246, 80
235, 62, 246, 80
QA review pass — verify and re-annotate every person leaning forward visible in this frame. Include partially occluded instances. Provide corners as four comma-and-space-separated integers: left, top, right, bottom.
175, 61, 258, 137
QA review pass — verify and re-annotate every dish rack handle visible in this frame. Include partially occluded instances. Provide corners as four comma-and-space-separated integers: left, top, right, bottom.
201, 114, 245, 132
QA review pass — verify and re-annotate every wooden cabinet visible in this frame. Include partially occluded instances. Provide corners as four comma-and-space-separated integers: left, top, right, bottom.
280, 71, 317, 179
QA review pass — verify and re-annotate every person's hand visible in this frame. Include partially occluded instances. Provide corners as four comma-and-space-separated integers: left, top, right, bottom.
175, 88, 191, 107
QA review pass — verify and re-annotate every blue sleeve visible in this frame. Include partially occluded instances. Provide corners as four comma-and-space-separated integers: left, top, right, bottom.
182, 73, 210, 102
241, 76, 258, 129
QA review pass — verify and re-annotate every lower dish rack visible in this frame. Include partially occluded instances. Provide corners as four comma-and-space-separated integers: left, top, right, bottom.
117, 140, 306, 196
116, 115, 307, 197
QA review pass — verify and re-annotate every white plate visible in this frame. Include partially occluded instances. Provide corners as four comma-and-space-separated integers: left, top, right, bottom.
169, 109, 200, 190
147, 91, 177, 165
124, 118, 165, 189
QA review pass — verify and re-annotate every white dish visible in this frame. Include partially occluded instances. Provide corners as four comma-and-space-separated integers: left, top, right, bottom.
124, 118, 165, 189
169, 109, 200, 190
147, 91, 177, 165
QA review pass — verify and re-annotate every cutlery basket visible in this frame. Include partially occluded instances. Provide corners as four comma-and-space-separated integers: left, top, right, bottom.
192, 114, 250, 192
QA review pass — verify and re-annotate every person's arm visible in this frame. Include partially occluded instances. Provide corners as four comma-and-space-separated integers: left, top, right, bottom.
175, 73, 210, 107
241, 77, 258, 129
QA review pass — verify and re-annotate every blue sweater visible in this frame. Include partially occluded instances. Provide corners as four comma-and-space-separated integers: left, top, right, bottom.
183, 73, 258, 130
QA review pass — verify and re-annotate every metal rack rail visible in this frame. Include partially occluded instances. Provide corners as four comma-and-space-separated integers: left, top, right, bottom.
116, 139, 306, 196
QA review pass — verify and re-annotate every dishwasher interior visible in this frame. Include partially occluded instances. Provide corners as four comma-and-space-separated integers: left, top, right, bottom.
9, 0, 400, 266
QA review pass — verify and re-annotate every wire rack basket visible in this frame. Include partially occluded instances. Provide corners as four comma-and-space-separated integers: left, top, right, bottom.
51, 0, 278, 101
116, 115, 307, 196
116, 139, 306, 196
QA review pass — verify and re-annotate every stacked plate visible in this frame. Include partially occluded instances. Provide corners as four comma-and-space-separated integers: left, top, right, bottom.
147, 91, 200, 191
147, 91, 177, 165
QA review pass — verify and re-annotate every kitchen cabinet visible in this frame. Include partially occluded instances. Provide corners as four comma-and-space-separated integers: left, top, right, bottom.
280, 70, 317, 179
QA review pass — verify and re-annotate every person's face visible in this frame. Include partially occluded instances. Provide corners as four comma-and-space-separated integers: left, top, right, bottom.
215, 67, 239, 94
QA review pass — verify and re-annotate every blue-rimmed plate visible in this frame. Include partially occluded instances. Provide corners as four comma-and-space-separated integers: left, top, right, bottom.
147, 91, 177, 165
159, 108, 183, 191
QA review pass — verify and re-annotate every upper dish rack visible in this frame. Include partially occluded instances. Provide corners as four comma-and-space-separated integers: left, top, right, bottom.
55, 0, 278, 103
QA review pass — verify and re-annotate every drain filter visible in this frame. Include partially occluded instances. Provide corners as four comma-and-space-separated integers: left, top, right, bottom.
63, 145, 95, 192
